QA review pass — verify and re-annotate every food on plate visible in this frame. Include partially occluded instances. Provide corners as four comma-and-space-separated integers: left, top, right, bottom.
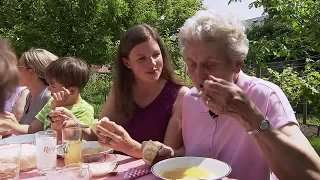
0, 162, 19, 179
161, 167, 211, 179
0, 144, 37, 179
90, 119, 99, 134
142, 140, 162, 166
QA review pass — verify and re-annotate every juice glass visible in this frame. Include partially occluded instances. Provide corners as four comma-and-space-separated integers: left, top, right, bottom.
62, 127, 82, 165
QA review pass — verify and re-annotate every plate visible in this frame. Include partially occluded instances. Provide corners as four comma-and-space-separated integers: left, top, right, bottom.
57, 141, 113, 158
151, 156, 232, 180
0, 134, 35, 145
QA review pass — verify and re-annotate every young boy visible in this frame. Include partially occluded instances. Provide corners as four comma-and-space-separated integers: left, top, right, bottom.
0, 57, 94, 139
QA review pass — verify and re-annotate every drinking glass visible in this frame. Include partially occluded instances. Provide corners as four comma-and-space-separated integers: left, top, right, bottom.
63, 163, 91, 180
62, 127, 82, 165
36, 130, 57, 173
0, 144, 22, 180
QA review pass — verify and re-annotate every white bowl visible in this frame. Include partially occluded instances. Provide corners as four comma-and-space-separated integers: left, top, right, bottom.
57, 141, 113, 159
87, 154, 117, 177
151, 156, 232, 180
0, 134, 35, 145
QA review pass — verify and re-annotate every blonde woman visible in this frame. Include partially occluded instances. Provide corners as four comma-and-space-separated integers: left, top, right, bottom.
2, 49, 58, 126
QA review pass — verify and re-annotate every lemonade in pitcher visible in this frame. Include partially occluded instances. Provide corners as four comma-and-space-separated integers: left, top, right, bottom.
64, 140, 82, 165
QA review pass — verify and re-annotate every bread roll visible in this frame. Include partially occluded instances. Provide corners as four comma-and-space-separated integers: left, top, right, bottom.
142, 140, 162, 166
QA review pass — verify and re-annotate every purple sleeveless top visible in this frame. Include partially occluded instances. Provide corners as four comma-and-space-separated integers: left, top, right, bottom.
123, 81, 182, 144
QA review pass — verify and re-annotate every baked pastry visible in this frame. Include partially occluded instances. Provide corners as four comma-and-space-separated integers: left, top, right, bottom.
142, 140, 162, 166
20, 144, 37, 171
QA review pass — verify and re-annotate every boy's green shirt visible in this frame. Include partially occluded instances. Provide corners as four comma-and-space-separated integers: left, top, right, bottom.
36, 98, 94, 127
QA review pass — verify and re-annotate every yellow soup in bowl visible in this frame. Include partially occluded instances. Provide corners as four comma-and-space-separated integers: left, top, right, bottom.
162, 167, 211, 179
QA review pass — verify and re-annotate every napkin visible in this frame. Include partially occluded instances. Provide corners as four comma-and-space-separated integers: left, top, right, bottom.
124, 164, 151, 180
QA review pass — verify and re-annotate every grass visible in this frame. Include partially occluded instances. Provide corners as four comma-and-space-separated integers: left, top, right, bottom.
308, 137, 320, 155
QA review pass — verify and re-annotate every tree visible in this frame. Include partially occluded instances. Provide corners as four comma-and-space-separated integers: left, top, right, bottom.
229, 0, 320, 66
0, 0, 203, 65
228, 0, 320, 115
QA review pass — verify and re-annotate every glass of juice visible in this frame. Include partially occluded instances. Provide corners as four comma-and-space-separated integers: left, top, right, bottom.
62, 127, 82, 165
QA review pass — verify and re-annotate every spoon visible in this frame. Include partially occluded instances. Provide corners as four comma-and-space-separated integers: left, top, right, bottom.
47, 112, 90, 128
69, 118, 91, 128
108, 162, 119, 176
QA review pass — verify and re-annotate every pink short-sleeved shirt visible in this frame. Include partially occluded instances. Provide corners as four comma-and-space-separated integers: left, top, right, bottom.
182, 71, 298, 180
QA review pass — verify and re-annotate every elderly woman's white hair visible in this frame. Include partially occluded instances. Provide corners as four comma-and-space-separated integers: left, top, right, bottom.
178, 10, 249, 61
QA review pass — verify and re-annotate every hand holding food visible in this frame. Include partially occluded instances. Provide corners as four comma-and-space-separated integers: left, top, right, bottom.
141, 140, 174, 166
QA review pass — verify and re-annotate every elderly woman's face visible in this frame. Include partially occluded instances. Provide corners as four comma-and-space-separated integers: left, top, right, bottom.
183, 42, 240, 91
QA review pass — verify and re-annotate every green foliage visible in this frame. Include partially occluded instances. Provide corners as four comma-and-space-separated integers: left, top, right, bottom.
0, 0, 203, 65
307, 137, 320, 155
228, 0, 320, 67
81, 73, 112, 118
297, 115, 320, 126
265, 60, 320, 114
228, 0, 320, 118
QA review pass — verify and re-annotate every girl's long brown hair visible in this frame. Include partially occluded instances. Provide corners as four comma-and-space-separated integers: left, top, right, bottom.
113, 24, 184, 120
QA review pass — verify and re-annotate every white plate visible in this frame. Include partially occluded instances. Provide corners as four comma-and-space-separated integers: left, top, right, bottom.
57, 141, 113, 158
0, 134, 35, 145
152, 156, 232, 180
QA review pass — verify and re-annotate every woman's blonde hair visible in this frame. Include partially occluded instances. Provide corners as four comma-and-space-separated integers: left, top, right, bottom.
178, 10, 249, 61
19, 48, 58, 85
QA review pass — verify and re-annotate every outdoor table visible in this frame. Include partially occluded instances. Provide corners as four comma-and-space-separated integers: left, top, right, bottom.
19, 154, 157, 180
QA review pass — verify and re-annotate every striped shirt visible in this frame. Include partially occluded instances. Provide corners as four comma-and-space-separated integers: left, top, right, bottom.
36, 98, 94, 127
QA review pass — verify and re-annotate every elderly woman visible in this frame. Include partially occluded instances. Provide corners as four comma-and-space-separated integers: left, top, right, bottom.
143, 10, 320, 179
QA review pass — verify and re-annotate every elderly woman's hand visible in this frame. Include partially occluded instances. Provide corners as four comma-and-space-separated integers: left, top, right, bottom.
96, 117, 140, 156
202, 75, 260, 130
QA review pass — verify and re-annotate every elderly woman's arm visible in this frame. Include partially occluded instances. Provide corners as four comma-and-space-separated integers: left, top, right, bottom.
246, 107, 320, 179
204, 76, 320, 180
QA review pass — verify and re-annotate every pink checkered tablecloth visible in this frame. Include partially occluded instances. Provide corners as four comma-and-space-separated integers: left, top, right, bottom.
19, 154, 158, 180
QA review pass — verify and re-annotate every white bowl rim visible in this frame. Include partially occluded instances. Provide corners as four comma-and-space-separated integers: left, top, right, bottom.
57, 141, 113, 158
151, 156, 232, 180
